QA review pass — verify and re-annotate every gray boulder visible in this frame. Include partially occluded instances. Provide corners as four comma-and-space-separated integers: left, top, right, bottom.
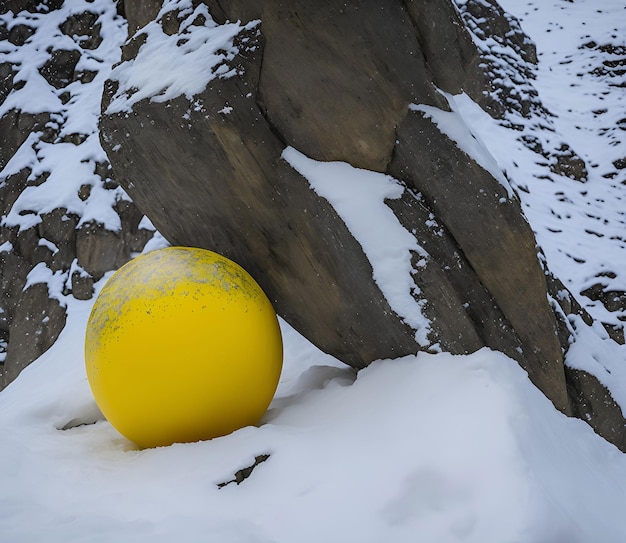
101, 1, 569, 406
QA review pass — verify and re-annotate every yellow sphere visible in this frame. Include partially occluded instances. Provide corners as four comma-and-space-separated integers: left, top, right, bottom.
85, 247, 283, 448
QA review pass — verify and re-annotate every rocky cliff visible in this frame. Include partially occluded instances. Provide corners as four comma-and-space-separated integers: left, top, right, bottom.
2, 0, 626, 451
0, 0, 154, 386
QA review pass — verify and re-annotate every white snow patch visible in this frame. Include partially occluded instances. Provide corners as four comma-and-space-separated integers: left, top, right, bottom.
38, 238, 59, 255
0, 0, 133, 233
3, 135, 124, 232
0, 241, 13, 253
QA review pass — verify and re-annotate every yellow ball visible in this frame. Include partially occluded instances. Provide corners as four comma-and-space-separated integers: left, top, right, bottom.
84, 247, 283, 448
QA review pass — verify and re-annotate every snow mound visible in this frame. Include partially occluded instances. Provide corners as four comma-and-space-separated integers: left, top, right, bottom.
1, 287, 626, 543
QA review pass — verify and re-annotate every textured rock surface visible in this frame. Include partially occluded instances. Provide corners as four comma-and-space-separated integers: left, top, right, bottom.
256, 0, 448, 171
0, 0, 153, 388
390, 108, 570, 411
2, 282, 66, 385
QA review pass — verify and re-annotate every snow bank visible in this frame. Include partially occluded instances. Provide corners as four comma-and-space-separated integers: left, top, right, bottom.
1, 286, 626, 542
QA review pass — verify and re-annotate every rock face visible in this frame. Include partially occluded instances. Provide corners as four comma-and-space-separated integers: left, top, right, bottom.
389, 108, 568, 410
102, 4, 554, 398
0, 0, 153, 388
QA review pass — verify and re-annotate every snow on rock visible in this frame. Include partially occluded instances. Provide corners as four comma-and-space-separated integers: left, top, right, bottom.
282, 147, 432, 346
3, 134, 123, 231
23, 261, 67, 305
410, 97, 514, 198
0, 0, 129, 232
0, 0, 157, 384
564, 313, 626, 414
106, 1, 258, 115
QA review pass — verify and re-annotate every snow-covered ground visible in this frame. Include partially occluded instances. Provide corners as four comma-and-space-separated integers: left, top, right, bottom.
2, 0, 626, 541
461, 0, 626, 330
3, 287, 626, 543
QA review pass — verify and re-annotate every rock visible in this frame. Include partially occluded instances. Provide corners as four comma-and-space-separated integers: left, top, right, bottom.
581, 283, 626, 314
38, 49, 81, 89
0, 60, 16, 105
7, 23, 35, 46
0, 245, 44, 381
544, 272, 626, 448
388, 109, 570, 413
38, 208, 78, 272
116, 0, 162, 35
613, 157, 626, 170
257, 0, 448, 171
2, 283, 66, 388
0, 167, 30, 216
0, 110, 50, 170
70, 264, 94, 301
401, 0, 483, 96
0, 251, 30, 319
59, 11, 102, 50
0, 0, 156, 389
550, 143, 588, 182
385, 189, 523, 358
115, 198, 155, 255
566, 367, 626, 451
100, 0, 570, 415
0, 0, 63, 15
75, 222, 125, 281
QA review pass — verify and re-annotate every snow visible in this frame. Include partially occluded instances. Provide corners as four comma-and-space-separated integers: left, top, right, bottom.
3, 0, 626, 541
3, 285, 626, 542
23, 262, 68, 305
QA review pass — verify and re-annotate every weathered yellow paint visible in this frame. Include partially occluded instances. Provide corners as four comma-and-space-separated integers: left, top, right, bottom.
85, 247, 283, 448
